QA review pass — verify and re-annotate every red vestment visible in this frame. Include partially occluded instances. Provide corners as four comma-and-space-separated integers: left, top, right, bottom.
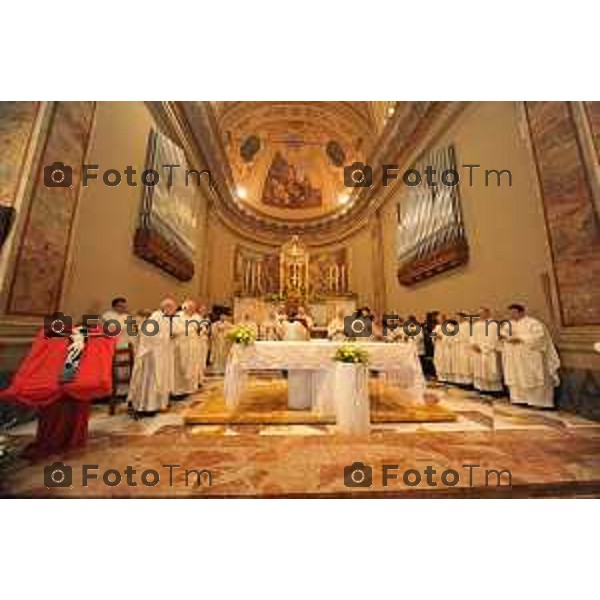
0, 327, 116, 456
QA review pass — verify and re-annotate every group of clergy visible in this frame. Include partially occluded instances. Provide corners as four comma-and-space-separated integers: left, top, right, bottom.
102, 296, 213, 417
325, 303, 560, 409
235, 302, 561, 409
102, 298, 326, 417
431, 304, 560, 409
224, 305, 318, 343
104, 295, 561, 416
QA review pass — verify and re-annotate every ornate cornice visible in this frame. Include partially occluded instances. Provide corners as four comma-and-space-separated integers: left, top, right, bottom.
558, 327, 600, 354
0, 318, 40, 344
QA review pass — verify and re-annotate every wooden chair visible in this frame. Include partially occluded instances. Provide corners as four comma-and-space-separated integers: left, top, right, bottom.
110, 344, 134, 415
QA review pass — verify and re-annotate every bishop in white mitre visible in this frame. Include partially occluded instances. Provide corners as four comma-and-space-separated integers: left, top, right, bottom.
127, 296, 178, 415
471, 307, 503, 393
500, 304, 560, 408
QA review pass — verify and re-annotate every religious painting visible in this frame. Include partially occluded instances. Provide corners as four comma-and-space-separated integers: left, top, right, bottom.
525, 101, 600, 325
0, 206, 15, 251
396, 145, 469, 286
0, 102, 39, 249
133, 130, 198, 281
0, 102, 39, 208
239, 135, 261, 162
309, 248, 349, 298
325, 140, 346, 167
233, 245, 280, 297
261, 151, 322, 209
6, 101, 96, 315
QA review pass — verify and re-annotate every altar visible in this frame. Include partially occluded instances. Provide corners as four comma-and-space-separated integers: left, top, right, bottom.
223, 341, 426, 433
232, 234, 356, 332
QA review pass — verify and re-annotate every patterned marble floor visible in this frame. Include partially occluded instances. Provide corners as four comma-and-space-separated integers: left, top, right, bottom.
2, 378, 600, 497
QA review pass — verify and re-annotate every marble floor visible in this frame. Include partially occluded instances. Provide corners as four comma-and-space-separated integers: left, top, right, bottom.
2, 378, 600, 497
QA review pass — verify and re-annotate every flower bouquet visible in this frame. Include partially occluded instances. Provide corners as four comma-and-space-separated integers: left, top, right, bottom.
227, 324, 257, 345
333, 343, 369, 365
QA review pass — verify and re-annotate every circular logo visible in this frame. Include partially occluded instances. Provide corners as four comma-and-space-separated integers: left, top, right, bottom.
51, 319, 66, 334
351, 168, 365, 184
51, 468, 65, 485
351, 469, 366, 485
51, 169, 65, 184
351, 319, 365, 334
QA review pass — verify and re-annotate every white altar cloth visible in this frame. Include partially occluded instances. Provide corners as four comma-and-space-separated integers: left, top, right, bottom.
223, 341, 426, 420
334, 362, 370, 435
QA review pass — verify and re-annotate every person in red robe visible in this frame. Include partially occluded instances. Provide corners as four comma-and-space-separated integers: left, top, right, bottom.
0, 323, 116, 458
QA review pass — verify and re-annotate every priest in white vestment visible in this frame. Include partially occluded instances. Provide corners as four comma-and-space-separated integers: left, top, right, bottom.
274, 305, 288, 334
433, 315, 452, 382
260, 309, 280, 341
500, 304, 560, 408
471, 307, 503, 393
130, 309, 152, 353
101, 297, 132, 345
405, 315, 425, 357
449, 313, 474, 386
296, 305, 314, 336
281, 313, 310, 341
172, 299, 205, 396
127, 296, 177, 415
388, 316, 407, 343
327, 309, 347, 341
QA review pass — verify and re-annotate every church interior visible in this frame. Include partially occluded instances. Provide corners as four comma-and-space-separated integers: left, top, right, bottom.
1, 100, 599, 498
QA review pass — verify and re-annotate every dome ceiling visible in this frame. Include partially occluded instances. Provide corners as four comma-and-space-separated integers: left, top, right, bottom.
212, 102, 396, 221
170, 101, 462, 246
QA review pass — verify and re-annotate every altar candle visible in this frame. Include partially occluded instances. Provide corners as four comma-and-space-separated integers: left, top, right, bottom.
257, 262, 262, 293
244, 261, 251, 294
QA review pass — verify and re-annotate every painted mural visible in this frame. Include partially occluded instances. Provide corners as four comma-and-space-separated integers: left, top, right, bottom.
6, 101, 96, 316
526, 101, 600, 326
261, 151, 322, 209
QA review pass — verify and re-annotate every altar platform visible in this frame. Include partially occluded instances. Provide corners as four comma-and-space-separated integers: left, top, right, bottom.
222, 340, 426, 431
183, 377, 456, 425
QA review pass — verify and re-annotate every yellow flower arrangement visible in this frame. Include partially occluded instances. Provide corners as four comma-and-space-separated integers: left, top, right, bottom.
333, 344, 369, 364
227, 325, 257, 345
